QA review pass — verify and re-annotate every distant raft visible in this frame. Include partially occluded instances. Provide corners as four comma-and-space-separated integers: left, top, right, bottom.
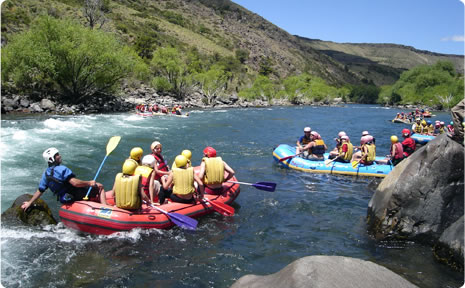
411, 133, 435, 145
392, 118, 411, 124
273, 144, 393, 178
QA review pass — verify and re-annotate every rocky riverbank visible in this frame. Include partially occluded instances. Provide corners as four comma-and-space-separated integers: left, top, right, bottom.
1, 84, 348, 115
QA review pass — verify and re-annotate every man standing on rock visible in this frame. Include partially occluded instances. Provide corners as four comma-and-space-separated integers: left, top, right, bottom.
21, 148, 107, 211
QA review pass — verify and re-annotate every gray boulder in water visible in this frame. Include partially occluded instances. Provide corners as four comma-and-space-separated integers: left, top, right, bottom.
1, 194, 57, 226
367, 134, 464, 271
230, 256, 418, 288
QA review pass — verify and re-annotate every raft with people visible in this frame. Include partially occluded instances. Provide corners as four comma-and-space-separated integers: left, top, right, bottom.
273, 144, 393, 178
59, 170, 240, 235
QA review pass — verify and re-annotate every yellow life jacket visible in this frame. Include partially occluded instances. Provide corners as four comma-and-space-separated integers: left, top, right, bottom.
301, 136, 311, 145
427, 125, 434, 134
134, 165, 153, 194
202, 157, 224, 185
115, 173, 141, 209
414, 124, 422, 134
173, 167, 195, 196
365, 144, 376, 162
339, 142, 353, 161
311, 139, 326, 155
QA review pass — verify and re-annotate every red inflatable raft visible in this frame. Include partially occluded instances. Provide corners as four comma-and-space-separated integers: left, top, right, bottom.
59, 175, 240, 235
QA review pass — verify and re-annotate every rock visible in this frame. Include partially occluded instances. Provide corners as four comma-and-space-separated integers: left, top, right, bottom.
229, 93, 239, 103
19, 99, 30, 107
451, 99, 464, 142
230, 256, 418, 288
1, 194, 57, 227
2, 97, 18, 109
367, 134, 464, 270
40, 99, 56, 111
433, 216, 464, 271
30, 103, 44, 113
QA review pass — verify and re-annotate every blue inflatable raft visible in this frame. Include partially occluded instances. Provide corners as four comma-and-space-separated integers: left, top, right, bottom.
273, 144, 393, 178
411, 133, 435, 145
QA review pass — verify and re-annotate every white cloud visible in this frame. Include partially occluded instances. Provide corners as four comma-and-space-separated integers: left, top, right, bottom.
441, 35, 465, 42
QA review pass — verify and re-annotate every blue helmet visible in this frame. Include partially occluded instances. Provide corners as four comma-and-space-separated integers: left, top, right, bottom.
426, 120, 432, 125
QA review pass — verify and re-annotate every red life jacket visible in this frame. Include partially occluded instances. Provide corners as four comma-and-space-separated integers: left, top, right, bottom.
402, 137, 416, 157
391, 142, 404, 160
152, 153, 169, 180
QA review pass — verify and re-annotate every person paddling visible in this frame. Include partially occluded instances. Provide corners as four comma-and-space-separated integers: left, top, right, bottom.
329, 131, 346, 159
21, 148, 107, 211
303, 131, 327, 161
296, 127, 312, 157
134, 155, 158, 203
378, 136, 404, 166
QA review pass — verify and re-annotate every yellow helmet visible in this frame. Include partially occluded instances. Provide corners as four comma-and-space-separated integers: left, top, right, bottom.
174, 155, 188, 168
390, 135, 398, 143
130, 147, 143, 161
421, 120, 427, 125
181, 149, 192, 160
122, 159, 138, 175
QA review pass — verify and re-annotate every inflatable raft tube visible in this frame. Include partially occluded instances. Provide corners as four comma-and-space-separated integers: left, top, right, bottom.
59, 174, 240, 235
273, 144, 392, 178
411, 133, 435, 145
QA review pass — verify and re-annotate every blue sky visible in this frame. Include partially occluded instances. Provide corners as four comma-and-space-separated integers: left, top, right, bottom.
232, 0, 464, 55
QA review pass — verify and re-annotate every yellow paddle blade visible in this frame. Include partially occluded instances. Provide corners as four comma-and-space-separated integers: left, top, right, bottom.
106, 136, 121, 156
324, 159, 332, 166
351, 161, 360, 169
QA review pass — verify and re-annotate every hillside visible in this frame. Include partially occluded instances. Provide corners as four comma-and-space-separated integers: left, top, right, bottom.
1, 0, 463, 90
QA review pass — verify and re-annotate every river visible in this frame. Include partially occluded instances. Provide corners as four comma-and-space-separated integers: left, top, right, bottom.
1, 105, 462, 288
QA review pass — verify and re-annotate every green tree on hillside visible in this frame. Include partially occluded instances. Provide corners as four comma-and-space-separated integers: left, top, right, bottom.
1, 16, 144, 103
193, 65, 229, 104
238, 75, 276, 101
378, 61, 463, 108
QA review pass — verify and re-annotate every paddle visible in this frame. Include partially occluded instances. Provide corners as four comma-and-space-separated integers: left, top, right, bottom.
202, 198, 234, 216
83, 136, 121, 200
279, 152, 302, 162
226, 181, 276, 192
324, 156, 340, 166
351, 160, 361, 169
147, 202, 198, 230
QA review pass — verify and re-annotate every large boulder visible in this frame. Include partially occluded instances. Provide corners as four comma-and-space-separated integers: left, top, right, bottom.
367, 134, 464, 270
433, 216, 464, 271
230, 256, 418, 288
1, 194, 57, 226
451, 99, 464, 142
40, 98, 56, 111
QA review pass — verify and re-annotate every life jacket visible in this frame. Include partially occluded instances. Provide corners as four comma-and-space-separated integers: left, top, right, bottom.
391, 142, 404, 160
202, 157, 224, 185
152, 153, 169, 180
134, 165, 153, 196
414, 124, 422, 134
45, 166, 72, 203
173, 167, 195, 196
439, 127, 446, 134
427, 125, 434, 134
300, 135, 312, 146
339, 142, 353, 161
161, 107, 168, 113
114, 173, 141, 209
365, 144, 376, 162
311, 139, 326, 156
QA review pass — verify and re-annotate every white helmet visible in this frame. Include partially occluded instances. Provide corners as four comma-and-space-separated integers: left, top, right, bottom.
141, 154, 156, 168
43, 147, 59, 164
304, 127, 311, 132
361, 131, 369, 136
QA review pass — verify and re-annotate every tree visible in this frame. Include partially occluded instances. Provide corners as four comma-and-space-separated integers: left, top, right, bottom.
193, 65, 228, 104
2, 16, 144, 103
150, 47, 190, 98
83, 0, 107, 29
258, 56, 274, 76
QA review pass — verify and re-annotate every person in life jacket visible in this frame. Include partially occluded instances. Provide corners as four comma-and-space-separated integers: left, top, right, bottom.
159, 155, 204, 204
161, 106, 168, 114
425, 120, 434, 135
353, 135, 376, 165
172, 149, 192, 169
134, 155, 158, 203
303, 131, 327, 161
153, 104, 159, 113
129, 147, 143, 165
447, 121, 454, 134
296, 127, 312, 156
401, 128, 416, 157
378, 136, 404, 166
334, 135, 353, 163
411, 118, 423, 134
419, 120, 428, 135
150, 141, 170, 183
329, 131, 346, 159
175, 105, 182, 115
109, 159, 151, 209
198, 146, 235, 194
21, 148, 107, 211
439, 121, 447, 134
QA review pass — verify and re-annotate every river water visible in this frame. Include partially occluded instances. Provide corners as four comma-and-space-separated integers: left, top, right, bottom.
1, 105, 461, 288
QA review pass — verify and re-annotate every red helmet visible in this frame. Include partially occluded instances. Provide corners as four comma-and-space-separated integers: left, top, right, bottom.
402, 128, 411, 136
203, 146, 217, 158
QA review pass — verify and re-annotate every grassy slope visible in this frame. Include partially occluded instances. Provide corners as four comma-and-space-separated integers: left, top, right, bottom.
2, 0, 463, 88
